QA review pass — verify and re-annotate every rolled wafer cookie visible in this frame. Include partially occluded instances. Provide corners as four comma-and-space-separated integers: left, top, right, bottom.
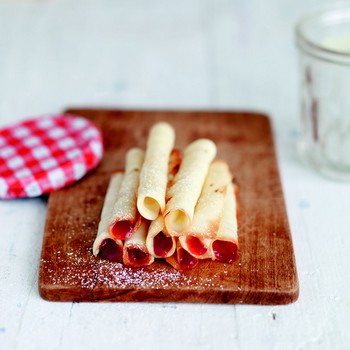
137, 122, 175, 220
93, 172, 124, 262
146, 216, 176, 258
109, 148, 144, 240
184, 160, 232, 239
123, 219, 155, 267
164, 139, 217, 236
210, 181, 239, 263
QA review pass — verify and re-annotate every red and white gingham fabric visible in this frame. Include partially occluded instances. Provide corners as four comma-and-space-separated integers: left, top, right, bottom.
0, 114, 104, 199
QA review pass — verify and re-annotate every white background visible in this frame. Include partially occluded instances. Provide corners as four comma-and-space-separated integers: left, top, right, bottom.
1, 0, 350, 349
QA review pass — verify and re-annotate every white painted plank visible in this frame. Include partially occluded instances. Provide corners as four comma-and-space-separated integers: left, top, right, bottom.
57, 303, 238, 350
0, 198, 49, 348
0, 0, 211, 126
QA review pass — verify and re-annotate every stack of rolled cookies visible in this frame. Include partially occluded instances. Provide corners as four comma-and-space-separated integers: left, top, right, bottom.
93, 122, 239, 271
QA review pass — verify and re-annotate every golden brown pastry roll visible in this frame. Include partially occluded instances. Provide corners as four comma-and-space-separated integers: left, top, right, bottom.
109, 148, 144, 240
185, 160, 232, 239
210, 182, 239, 263
166, 239, 198, 271
167, 148, 182, 187
178, 235, 212, 259
93, 172, 124, 262
137, 122, 175, 220
146, 216, 176, 258
164, 139, 217, 235
123, 219, 154, 267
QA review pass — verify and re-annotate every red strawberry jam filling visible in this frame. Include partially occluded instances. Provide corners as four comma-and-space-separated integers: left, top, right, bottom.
126, 247, 152, 266
153, 231, 173, 257
178, 247, 198, 271
186, 236, 207, 256
110, 220, 134, 240
99, 238, 123, 262
212, 240, 238, 263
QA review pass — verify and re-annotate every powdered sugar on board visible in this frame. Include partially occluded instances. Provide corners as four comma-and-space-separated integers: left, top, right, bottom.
39, 236, 230, 293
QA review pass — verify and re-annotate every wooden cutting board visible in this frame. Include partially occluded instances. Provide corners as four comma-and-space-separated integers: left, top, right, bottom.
38, 109, 299, 304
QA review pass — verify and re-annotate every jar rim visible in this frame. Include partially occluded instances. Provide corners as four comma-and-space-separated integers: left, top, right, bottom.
295, 5, 350, 65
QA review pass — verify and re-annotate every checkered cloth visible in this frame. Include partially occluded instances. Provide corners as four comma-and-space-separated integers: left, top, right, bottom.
0, 114, 103, 199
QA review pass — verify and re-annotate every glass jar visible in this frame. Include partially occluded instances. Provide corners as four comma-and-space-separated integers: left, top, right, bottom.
296, 5, 350, 180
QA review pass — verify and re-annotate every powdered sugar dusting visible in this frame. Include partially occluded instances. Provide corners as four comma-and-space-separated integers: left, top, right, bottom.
40, 245, 96, 289
95, 260, 192, 289
40, 243, 227, 292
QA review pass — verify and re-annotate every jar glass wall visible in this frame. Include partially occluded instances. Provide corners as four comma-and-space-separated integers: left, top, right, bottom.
296, 6, 350, 180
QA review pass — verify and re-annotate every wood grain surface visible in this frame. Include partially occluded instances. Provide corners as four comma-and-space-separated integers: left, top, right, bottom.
38, 109, 299, 304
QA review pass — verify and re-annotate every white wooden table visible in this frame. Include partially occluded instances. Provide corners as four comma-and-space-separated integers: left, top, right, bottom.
1, 1, 350, 349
